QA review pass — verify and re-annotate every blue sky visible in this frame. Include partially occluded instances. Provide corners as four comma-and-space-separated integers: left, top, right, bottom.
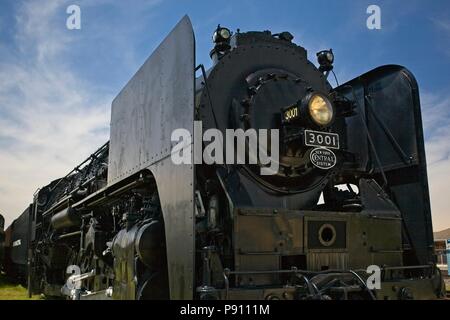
0, 0, 449, 230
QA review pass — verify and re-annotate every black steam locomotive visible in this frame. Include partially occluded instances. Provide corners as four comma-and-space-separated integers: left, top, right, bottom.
0, 16, 444, 300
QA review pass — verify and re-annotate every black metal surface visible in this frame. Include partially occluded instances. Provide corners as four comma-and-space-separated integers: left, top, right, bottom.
336, 65, 433, 265
108, 15, 195, 299
199, 34, 333, 208
9, 206, 31, 267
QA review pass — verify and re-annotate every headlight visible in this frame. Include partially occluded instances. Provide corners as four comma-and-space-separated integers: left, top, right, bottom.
308, 93, 334, 126
213, 26, 231, 43
219, 28, 231, 40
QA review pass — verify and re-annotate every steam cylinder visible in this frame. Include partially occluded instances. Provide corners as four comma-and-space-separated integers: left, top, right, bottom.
51, 208, 81, 230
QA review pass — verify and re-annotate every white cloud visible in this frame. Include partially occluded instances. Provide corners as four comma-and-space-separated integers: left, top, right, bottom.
432, 18, 450, 34
421, 92, 450, 231
0, 1, 111, 226
430, 17, 450, 57
0, 0, 165, 227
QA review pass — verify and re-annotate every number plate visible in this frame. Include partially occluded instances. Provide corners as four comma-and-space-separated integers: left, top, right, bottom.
304, 130, 339, 149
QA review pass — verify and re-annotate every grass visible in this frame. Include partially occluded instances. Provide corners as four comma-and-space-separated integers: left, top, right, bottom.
0, 273, 43, 300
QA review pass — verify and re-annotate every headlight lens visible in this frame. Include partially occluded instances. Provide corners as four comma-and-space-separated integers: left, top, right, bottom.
219, 28, 231, 39
308, 94, 334, 126
213, 28, 231, 42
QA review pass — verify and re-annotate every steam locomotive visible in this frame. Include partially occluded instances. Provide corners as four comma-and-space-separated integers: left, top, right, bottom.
0, 16, 444, 300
